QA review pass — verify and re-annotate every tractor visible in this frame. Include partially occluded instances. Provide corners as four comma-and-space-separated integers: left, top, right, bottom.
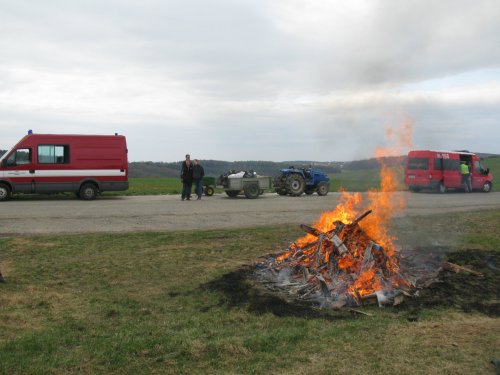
273, 166, 330, 196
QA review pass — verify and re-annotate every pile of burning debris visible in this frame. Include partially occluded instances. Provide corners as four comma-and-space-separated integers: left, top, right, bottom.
256, 209, 481, 310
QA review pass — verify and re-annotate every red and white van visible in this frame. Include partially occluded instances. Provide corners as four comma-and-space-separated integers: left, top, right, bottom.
0, 132, 129, 201
405, 150, 493, 193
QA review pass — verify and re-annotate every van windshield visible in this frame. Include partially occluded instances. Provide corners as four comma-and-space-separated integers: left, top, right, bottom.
0, 148, 12, 162
407, 157, 428, 170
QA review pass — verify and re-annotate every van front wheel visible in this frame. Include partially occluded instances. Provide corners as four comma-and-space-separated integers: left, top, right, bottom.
482, 182, 492, 193
79, 183, 98, 200
0, 183, 12, 201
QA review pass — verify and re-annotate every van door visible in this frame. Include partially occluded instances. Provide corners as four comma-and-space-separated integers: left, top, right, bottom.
471, 157, 488, 190
34, 144, 72, 193
1, 148, 35, 193
437, 153, 461, 189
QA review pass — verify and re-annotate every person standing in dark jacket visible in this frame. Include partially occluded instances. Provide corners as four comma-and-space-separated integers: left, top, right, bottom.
180, 154, 193, 200
192, 159, 205, 200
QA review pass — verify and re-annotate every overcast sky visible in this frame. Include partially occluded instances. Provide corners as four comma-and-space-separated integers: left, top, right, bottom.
1, 0, 499, 162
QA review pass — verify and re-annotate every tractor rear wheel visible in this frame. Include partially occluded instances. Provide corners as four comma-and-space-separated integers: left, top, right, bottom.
286, 174, 305, 196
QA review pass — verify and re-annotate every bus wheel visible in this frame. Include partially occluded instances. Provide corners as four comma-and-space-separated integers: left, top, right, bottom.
482, 182, 492, 193
438, 182, 446, 194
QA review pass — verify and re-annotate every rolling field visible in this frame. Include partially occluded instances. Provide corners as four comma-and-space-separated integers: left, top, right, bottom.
1, 210, 499, 374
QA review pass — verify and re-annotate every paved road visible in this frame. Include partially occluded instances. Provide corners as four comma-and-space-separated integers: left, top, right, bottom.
1, 192, 500, 236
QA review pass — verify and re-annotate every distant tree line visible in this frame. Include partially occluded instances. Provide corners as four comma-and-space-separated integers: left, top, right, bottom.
129, 160, 343, 178
127, 158, 405, 178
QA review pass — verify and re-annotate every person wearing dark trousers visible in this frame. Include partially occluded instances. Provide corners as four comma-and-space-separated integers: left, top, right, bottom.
192, 159, 205, 200
181, 154, 193, 200
460, 161, 471, 192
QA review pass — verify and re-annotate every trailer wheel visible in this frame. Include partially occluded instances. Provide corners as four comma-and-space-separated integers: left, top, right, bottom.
316, 182, 329, 196
244, 183, 259, 199
225, 190, 239, 198
482, 182, 492, 193
204, 186, 215, 196
0, 183, 12, 201
79, 183, 98, 200
286, 174, 305, 196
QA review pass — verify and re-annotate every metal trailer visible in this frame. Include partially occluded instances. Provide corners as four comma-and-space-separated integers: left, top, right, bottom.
217, 175, 272, 199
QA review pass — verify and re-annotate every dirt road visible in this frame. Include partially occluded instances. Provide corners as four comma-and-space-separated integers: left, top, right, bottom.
1, 191, 500, 236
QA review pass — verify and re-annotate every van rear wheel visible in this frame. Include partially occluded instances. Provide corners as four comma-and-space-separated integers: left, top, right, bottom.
79, 183, 98, 200
0, 183, 12, 201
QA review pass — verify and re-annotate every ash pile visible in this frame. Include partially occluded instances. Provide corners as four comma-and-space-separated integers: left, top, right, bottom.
256, 210, 454, 309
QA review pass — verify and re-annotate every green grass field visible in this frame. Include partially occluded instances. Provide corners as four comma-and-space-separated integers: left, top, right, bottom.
1, 210, 499, 374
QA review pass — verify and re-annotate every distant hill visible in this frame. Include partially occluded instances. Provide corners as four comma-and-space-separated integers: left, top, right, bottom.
128, 157, 407, 178
129, 160, 343, 178
130, 153, 500, 178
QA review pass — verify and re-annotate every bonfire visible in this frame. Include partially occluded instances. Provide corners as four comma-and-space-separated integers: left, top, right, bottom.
257, 123, 480, 309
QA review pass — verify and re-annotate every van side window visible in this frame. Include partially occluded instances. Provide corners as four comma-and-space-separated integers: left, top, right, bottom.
434, 158, 459, 171
408, 157, 428, 170
38, 145, 70, 164
5, 148, 32, 166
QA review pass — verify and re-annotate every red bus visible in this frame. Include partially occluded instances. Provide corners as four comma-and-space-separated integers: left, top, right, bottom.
0, 132, 129, 201
404, 150, 493, 193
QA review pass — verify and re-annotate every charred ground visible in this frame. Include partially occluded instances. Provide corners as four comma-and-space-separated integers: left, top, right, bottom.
203, 248, 499, 320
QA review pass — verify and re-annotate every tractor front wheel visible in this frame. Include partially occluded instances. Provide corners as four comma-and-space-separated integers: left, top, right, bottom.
316, 182, 329, 196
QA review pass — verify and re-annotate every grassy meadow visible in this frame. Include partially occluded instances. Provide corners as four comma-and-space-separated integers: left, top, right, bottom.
1, 210, 499, 374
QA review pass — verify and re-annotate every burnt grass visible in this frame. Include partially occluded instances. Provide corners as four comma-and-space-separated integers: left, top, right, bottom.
203, 249, 499, 320
404, 249, 500, 317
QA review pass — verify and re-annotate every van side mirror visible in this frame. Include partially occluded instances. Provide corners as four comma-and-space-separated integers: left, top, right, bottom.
485, 168, 490, 175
